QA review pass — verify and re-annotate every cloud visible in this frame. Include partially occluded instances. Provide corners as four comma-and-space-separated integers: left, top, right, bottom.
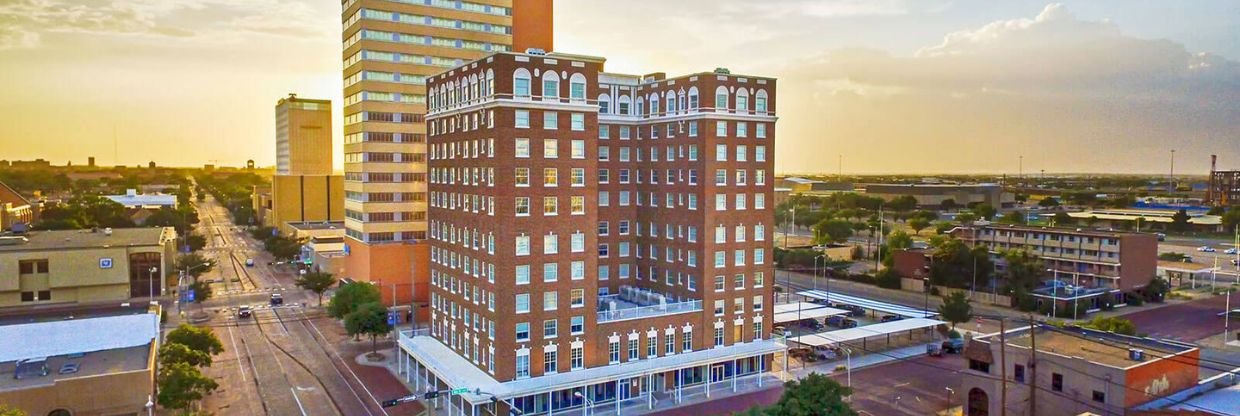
0, 0, 330, 49
775, 3, 1240, 174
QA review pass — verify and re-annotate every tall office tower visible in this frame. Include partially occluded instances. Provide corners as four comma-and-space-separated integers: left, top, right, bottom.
270, 95, 344, 235
340, 0, 553, 305
404, 50, 779, 415
276, 94, 334, 175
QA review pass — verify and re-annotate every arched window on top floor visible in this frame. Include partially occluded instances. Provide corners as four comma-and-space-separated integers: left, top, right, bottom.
688, 87, 700, 110
714, 85, 729, 111
569, 73, 587, 102
597, 93, 611, 114
678, 90, 687, 113
513, 68, 532, 98
618, 95, 632, 115
541, 70, 560, 99
735, 88, 749, 113
666, 92, 676, 116
755, 89, 768, 114
485, 69, 495, 97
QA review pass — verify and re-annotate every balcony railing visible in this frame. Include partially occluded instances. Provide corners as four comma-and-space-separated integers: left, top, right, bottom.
596, 295, 702, 323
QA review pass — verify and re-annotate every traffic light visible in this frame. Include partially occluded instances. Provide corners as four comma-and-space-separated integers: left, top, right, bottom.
424, 391, 441, 399
381, 399, 400, 408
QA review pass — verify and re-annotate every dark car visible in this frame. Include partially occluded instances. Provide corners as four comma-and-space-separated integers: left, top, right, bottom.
881, 315, 903, 323
270, 293, 284, 305
58, 362, 80, 375
237, 305, 253, 318
845, 305, 866, 317
942, 337, 965, 354
827, 316, 848, 328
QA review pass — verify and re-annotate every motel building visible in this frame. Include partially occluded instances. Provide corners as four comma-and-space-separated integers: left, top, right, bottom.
394, 49, 784, 415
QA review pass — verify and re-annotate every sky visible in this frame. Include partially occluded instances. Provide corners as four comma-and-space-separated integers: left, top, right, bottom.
0, 0, 1237, 175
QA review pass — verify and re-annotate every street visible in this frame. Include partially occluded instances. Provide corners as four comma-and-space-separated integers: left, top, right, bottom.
186, 193, 416, 416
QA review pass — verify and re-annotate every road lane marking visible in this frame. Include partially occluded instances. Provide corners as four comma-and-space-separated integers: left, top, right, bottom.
227, 324, 247, 383
301, 310, 383, 416
291, 387, 309, 416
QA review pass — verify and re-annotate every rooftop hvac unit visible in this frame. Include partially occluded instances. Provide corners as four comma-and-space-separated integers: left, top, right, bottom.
1128, 349, 1145, 362
525, 48, 547, 55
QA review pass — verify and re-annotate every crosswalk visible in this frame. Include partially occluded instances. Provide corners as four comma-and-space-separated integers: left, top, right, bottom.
216, 286, 288, 297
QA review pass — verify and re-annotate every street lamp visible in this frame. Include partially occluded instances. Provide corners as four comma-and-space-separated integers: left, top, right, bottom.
148, 267, 158, 299
146, 395, 154, 416
814, 255, 825, 291
573, 390, 593, 416
178, 262, 211, 314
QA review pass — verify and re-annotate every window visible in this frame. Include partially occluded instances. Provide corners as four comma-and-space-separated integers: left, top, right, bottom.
682, 331, 692, 352
735, 194, 747, 210
542, 263, 558, 282
515, 74, 531, 97
734, 273, 745, 289
754, 248, 765, 264
515, 235, 530, 255
571, 289, 584, 307
713, 299, 725, 315
754, 272, 765, 287
543, 111, 558, 130
714, 327, 724, 347
734, 250, 745, 266
18, 259, 48, 274
543, 233, 558, 253
609, 341, 620, 363
714, 275, 725, 292
515, 294, 530, 313
570, 196, 585, 215
756, 123, 767, 138
665, 334, 675, 354
736, 145, 747, 162
571, 140, 585, 159
544, 319, 558, 337
714, 251, 726, 267
647, 335, 657, 357
1014, 364, 1025, 383
736, 122, 747, 138
515, 351, 530, 378
753, 295, 764, 311
715, 88, 728, 109
716, 144, 727, 161
599, 125, 610, 139
516, 322, 530, 341
515, 168, 530, 186
716, 121, 727, 137
543, 197, 558, 215
543, 167, 558, 186
1052, 373, 1064, 392
1092, 390, 1106, 403
968, 359, 991, 373
515, 138, 530, 157
544, 350, 558, 373
629, 339, 639, 360
571, 113, 585, 131
516, 265, 530, 284
715, 169, 727, 186
515, 110, 530, 128
515, 197, 530, 216
542, 76, 558, 98
570, 79, 585, 101
571, 316, 584, 334
543, 139, 558, 158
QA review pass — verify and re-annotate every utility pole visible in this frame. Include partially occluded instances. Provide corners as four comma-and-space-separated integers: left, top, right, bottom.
999, 317, 1007, 416
1028, 317, 1037, 416
1169, 149, 1176, 193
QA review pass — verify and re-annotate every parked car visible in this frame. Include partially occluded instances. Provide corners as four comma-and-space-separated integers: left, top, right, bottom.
880, 314, 903, 323
245, 258, 255, 267
1198, 246, 1217, 253
840, 318, 859, 329
800, 319, 824, 331
1225, 248, 1238, 255
813, 345, 840, 360
270, 293, 283, 306
237, 305, 252, 318
789, 347, 819, 362
942, 337, 965, 354
58, 362, 79, 375
1155, 233, 1167, 242
827, 316, 848, 328
843, 305, 866, 317
1217, 309, 1240, 318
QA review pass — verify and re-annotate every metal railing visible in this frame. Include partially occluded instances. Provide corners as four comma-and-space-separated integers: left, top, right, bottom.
596, 298, 702, 323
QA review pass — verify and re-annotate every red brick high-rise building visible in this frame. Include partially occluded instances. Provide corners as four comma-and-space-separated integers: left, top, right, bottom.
395, 50, 781, 415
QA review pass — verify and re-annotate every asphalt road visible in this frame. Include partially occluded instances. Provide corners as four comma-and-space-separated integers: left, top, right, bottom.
189, 193, 399, 416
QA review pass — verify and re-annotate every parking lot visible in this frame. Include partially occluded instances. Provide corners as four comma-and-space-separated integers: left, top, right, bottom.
777, 293, 950, 370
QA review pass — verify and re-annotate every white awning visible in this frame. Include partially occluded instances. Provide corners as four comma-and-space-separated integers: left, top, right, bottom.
773, 302, 849, 324
798, 290, 937, 318
790, 318, 946, 347
0, 313, 159, 362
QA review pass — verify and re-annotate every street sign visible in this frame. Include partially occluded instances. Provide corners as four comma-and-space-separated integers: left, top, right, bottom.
387, 312, 398, 326
186, 289, 196, 303
450, 388, 470, 395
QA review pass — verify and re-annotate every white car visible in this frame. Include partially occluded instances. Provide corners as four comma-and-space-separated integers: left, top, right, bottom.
1197, 246, 1216, 253
1225, 248, 1238, 255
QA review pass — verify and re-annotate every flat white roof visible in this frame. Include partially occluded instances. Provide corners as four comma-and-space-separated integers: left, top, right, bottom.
0, 313, 158, 362
1167, 381, 1240, 414
773, 302, 849, 324
104, 194, 177, 207
790, 318, 946, 347
798, 290, 937, 318
400, 332, 784, 403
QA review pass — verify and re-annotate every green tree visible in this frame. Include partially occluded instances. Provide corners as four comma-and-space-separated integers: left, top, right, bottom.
1158, 252, 1191, 262
940, 198, 958, 212
955, 212, 978, 225
908, 218, 931, 235
1169, 209, 1191, 233
929, 238, 992, 289
1038, 197, 1061, 208
1222, 208, 1240, 232
184, 233, 208, 252
1142, 277, 1169, 303
888, 195, 919, 213
813, 219, 854, 244
165, 324, 224, 357
188, 279, 213, 305
875, 268, 902, 290
328, 281, 383, 319
264, 236, 304, 262
0, 404, 27, 416
1052, 212, 1075, 227
1001, 250, 1044, 293
746, 373, 857, 416
157, 362, 219, 411
974, 203, 997, 221
345, 302, 393, 354
1083, 317, 1136, 336
998, 210, 1025, 224
938, 291, 973, 329
175, 253, 214, 279
159, 342, 213, 367
296, 271, 338, 306
886, 230, 914, 251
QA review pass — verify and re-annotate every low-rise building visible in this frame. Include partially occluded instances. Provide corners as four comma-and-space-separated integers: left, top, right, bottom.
103, 189, 177, 209
951, 224, 1158, 310
0, 309, 159, 416
962, 325, 1199, 416
1065, 209, 1225, 233
0, 181, 34, 232
0, 227, 176, 308
862, 183, 1014, 208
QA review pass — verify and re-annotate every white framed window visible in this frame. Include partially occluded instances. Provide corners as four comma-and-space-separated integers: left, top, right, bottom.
734, 250, 745, 266
736, 122, 747, 138
571, 140, 585, 159
516, 265, 530, 285
515, 138, 530, 157
516, 349, 530, 378
715, 194, 727, 211
571, 261, 585, 280
543, 111, 558, 130
543, 233, 558, 254
755, 248, 766, 265
715, 144, 727, 161
542, 263, 558, 282
570, 113, 585, 131
543, 139, 558, 158
543, 196, 558, 215
543, 292, 558, 311
735, 194, 747, 210
714, 251, 725, 267
756, 123, 767, 138
515, 235, 530, 256
515, 294, 530, 313
515, 197, 530, 216
715, 121, 727, 137
755, 193, 765, 209
515, 110, 530, 128
571, 232, 585, 252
